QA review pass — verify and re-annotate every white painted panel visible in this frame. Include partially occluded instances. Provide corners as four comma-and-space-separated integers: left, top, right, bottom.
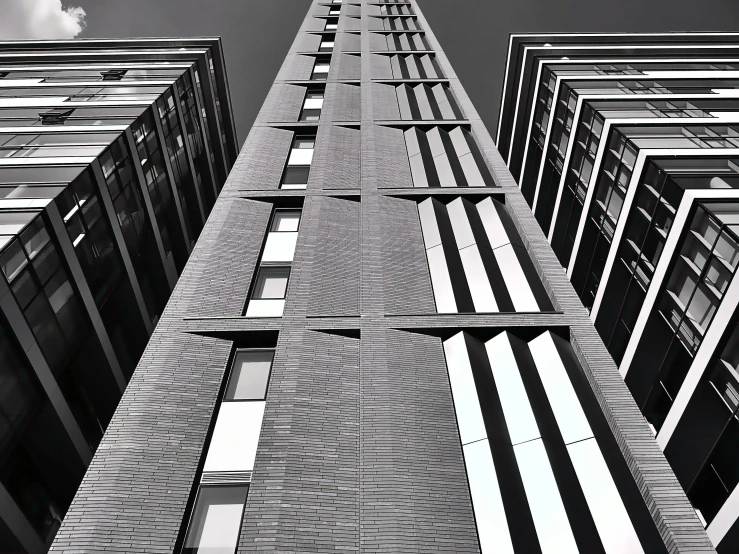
432, 85, 455, 119
458, 152, 486, 187
303, 98, 324, 109
418, 198, 442, 249
568, 439, 644, 554
198, 503, 243, 549
0, 156, 95, 166
426, 126, 446, 158
485, 333, 540, 444
280, 184, 307, 190
427, 244, 457, 313
0, 96, 70, 107
529, 332, 593, 444
287, 148, 313, 165
0, 79, 43, 86
406, 57, 421, 79
261, 232, 298, 262
404, 127, 421, 157
448, 127, 471, 156
494, 244, 539, 312
432, 150, 457, 187
203, 402, 266, 472
476, 198, 511, 250
0, 198, 53, 209
245, 299, 285, 317
447, 197, 476, 249
463, 439, 515, 554
514, 439, 579, 554
414, 85, 434, 120
460, 246, 498, 312
396, 84, 412, 120
390, 55, 402, 79
408, 153, 428, 188
420, 55, 437, 78
443, 332, 487, 444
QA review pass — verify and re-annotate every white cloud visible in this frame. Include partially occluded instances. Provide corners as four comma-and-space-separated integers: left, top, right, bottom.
0, 0, 86, 40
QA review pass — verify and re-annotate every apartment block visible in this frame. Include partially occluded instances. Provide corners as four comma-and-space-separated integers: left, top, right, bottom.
0, 38, 236, 552
498, 32, 739, 552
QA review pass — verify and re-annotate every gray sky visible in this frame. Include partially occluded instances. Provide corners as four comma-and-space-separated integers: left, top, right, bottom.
68, 0, 739, 146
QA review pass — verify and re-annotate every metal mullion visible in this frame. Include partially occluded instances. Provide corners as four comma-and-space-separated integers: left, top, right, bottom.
0, 275, 93, 467
643, 209, 724, 412
124, 127, 178, 290
193, 57, 228, 185
188, 66, 220, 201
45, 201, 127, 393
152, 93, 192, 254
91, 159, 153, 334
172, 79, 207, 225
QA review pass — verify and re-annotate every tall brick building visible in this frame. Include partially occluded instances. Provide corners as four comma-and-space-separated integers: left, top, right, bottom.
50, 4, 713, 554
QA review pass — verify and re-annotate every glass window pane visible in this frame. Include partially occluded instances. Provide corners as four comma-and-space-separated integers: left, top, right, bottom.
253, 267, 290, 299
183, 486, 248, 554
282, 166, 310, 186
271, 210, 301, 232
225, 350, 274, 400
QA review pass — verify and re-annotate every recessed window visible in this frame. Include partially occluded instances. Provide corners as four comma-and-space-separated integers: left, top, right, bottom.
253, 267, 290, 299
311, 60, 330, 81
271, 210, 301, 232
300, 89, 324, 121
225, 350, 274, 401
325, 18, 338, 30
183, 486, 248, 554
319, 37, 335, 52
282, 134, 315, 189
329, 7, 340, 15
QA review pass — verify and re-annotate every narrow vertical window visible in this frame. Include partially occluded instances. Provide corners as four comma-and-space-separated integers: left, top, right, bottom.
182, 486, 248, 554
311, 58, 331, 81
245, 209, 302, 317
225, 350, 274, 401
319, 36, 335, 52
281, 135, 315, 189
325, 18, 338, 31
299, 89, 324, 121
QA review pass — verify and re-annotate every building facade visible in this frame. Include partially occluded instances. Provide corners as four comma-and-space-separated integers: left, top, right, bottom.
50, 8, 712, 554
0, 38, 236, 552
498, 32, 739, 552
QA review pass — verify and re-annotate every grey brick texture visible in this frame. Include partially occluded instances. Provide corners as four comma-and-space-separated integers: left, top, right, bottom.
372, 83, 400, 120
374, 125, 413, 188
308, 125, 360, 189
326, 83, 361, 121
369, 32, 388, 51
255, 83, 305, 124
49, 1, 714, 553
342, 32, 362, 52
336, 52, 362, 80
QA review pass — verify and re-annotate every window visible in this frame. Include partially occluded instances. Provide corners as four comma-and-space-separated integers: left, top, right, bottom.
325, 18, 338, 30
281, 134, 315, 189
183, 486, 248, 554
271, 210, 301, 232
225, 350, 274, 400
100, 69, 127, 81
319, 36, 335, 52
253, 267, 290, 300
38, 108, 74, 125
329, 7, 340, 15
299, 89, 324, 122
311, 59, 330, 81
